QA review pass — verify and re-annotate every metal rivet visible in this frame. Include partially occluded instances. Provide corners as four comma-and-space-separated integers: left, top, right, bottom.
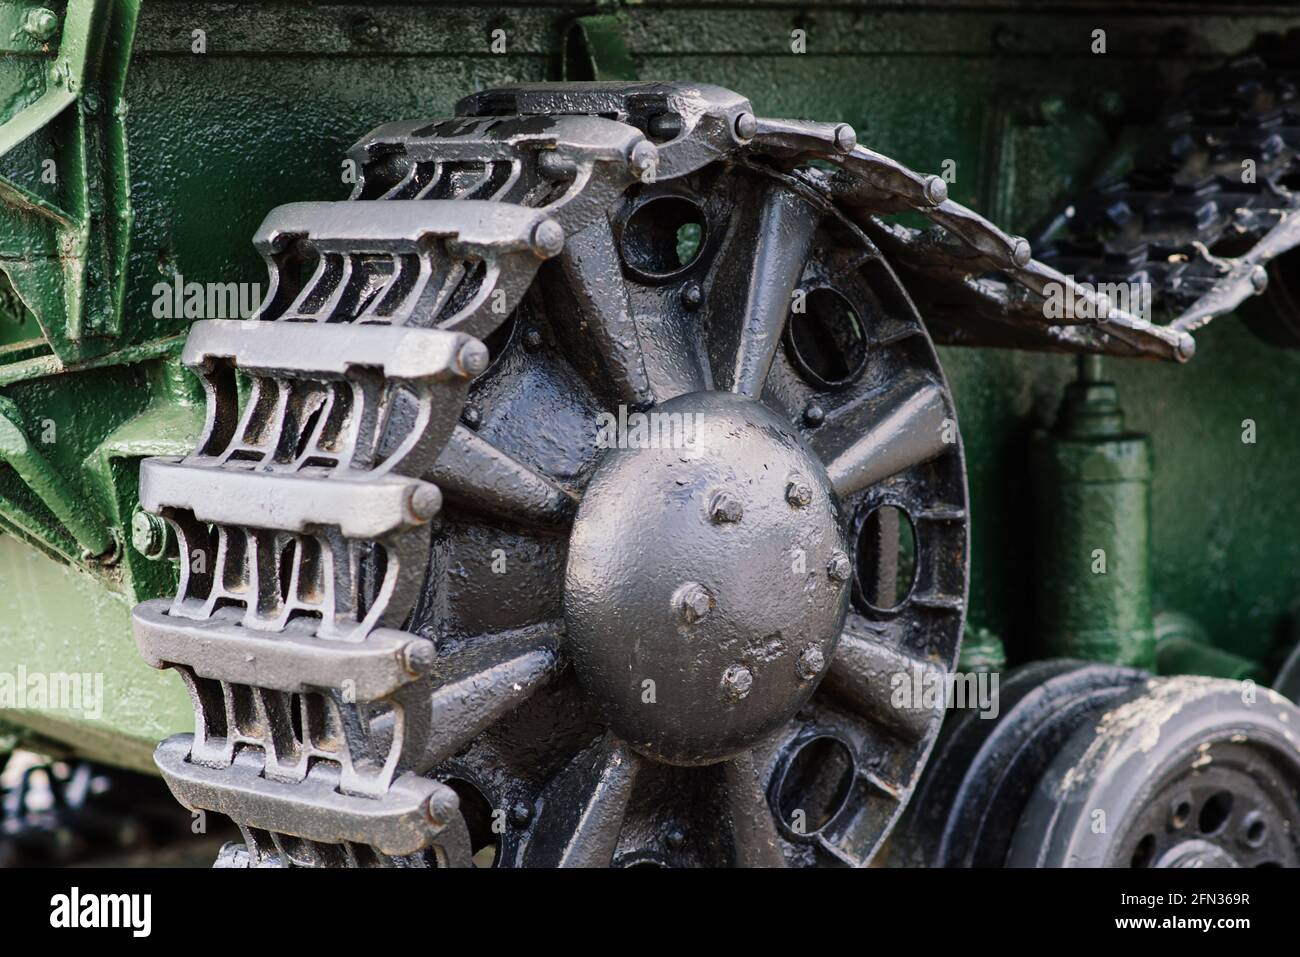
833, 123, 857, 153
509, 802, 534, 828
1010, 237, 1032, 268
827, 549, 851, 583
681, 282, 704, 310
530, 219, 565, 259
797, 645, 826, 681
628, 140, 659, 179
409, 483, 443, 522
733, 112, 758, 141
923, 175, 948, 206
708, 490, 743, 524
1250, 265, 1269, 294
461, 405, 481, 430
665, 828, 686, 850
674, 582, 713, 623
803, 402, 825, 428
402, 640, 436, 675
457, 340, 490, 377
523, 327, 544, 351
720, 664, 753, 700
785, 479, 813, 508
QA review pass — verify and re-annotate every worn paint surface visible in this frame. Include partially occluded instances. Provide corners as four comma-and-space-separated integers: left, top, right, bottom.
0, 1, 1298, 762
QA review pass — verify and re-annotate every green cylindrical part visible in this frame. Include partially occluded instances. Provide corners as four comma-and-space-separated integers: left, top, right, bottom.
1032, 358, 1155, 669
1154, 611, 1268, 682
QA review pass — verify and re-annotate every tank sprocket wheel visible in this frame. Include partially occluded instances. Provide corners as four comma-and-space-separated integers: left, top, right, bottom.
134, 82, 972, 868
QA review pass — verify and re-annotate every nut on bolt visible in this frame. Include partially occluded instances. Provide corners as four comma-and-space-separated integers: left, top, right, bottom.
827, 549, 851, 583
720, 664, 753, 700
797, 644, 826, 681
673, 581, 713, 623
131, 510, 170, 560
785, 478, 813, 508
708, 490, 743, 524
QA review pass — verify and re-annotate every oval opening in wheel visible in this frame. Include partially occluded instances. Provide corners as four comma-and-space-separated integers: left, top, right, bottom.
617, 195, 707, 281
784, 286, 868, 390
854, 503, 917, 613
775, 735, 856, 836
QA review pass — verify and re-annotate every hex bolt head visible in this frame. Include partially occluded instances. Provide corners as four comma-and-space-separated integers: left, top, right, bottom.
827, 549, 851, 583
530, 219, 565, 259
24, 8, 58, 42
681, 282, 704, 310
628, 140, 659, 179
409, 483, 443, 522
802, 402, 825, 428
785, 478, 813, 508
923, 175, 948, 206
674, 582, 713, 624
797, 644, 826, 681
457, 340, 490, 378
733, 112, 758, 141
131, 510, 168, 559
833, 123, 857, 153
720, 664, 754, 700
523, 327, 544, 352
708, 490, 743, 524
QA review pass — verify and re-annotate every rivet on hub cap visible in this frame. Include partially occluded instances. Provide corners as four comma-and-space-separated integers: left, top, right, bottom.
708, 490, 743, 524
827, 549, 851, 583
674, 582, 713, 623
797, 645, 826, 681
720, 664, 753, 700
785, 478, 813, 508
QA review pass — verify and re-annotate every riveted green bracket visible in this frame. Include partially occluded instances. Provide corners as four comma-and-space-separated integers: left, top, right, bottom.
0, 393, 112, 558
0, 0, 139, 364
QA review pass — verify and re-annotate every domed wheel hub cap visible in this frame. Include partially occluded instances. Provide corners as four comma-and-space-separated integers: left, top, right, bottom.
565, 391, 851, 765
